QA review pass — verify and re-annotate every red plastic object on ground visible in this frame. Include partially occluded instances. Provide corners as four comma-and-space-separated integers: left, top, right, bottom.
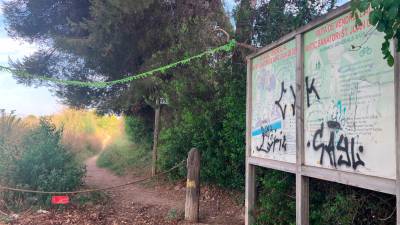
51, 196, 70, 204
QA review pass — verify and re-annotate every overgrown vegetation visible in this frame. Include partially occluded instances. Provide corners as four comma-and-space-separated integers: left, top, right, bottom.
97, 115, 152, 175
0, 112, 85, 209
254, 170, 396, 225
97, 136, 151, 175
0, 110, 25, 186
51, 109, 122, 161
0, 109, 124, 211
2, 0, 399, 224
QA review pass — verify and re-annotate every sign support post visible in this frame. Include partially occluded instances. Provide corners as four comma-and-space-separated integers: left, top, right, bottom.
245, 59, 256, 225
295, 34, 309, 225
245, 3, 400, 224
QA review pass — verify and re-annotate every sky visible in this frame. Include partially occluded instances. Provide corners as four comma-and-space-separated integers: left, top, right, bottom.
0, 2, 62, 116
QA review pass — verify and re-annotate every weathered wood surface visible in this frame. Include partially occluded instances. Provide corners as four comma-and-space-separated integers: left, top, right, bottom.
152, 99, 160, 176
295, 33, 309, 225
245, 58, 256, 225
185, 148, 200, 222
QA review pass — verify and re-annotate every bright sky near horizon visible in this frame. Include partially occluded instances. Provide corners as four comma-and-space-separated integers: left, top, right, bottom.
0, 1, 63, 116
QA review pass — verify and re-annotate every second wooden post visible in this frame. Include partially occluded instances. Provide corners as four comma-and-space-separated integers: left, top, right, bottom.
185, 148, 200, 222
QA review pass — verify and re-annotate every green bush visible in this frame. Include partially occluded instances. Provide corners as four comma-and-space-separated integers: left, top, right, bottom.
156, 59, 246, 189
254, 168, 396, 225
125, 116, 153, 144
309, 180, 395, 225
0, 110, 25, 185
7, 119, 85, 206
255, 170, 295, 225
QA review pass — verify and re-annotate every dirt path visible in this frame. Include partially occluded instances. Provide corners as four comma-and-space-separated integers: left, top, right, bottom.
84, 155, 244, 225
85, 155, 185, 209
5, 155, 244, 225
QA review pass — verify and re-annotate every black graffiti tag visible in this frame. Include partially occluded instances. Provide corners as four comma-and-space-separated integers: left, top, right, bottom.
275, 82, 287, 120
290, 85, 296, 116
305, 77, 320, 107
274, 82, 296, 119
336, 134, 351, 167
308, 121, 365, 170
256, 126, 287, 154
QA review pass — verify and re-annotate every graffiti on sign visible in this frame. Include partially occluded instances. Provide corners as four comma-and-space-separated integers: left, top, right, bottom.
303, 10, 395, 179
251, 40, 297, 163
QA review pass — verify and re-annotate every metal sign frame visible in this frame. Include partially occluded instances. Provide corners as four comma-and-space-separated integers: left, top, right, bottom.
245, 3, 400, 225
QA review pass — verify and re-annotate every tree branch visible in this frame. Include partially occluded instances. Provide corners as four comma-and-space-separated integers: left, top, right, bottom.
214, 27, 257, 53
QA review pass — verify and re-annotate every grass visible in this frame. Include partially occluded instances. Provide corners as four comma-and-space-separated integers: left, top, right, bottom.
166, 208, 184, 221
96, 136, 151, 175
75, 146, 100, 162
51, 109, 123, 162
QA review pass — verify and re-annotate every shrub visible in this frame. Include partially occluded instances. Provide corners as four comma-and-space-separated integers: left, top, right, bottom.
158, 100, 245, 189
97, 136, 151, 175
255, 170, 295, 225
7, 119, 85, 206
0, 110, 25, 185
125, 116, 153, 145
157, 60, 246, 189
254, 168, 396, 225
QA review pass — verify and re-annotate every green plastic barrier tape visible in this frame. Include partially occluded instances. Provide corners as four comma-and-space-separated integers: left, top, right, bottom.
0, 40, 236, 88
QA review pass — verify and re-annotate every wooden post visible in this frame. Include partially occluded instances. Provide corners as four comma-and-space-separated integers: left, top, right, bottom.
185, 148, 200, 222
152, 98, 160, 176
295, 33, 309, 225
245, 58, 256, 225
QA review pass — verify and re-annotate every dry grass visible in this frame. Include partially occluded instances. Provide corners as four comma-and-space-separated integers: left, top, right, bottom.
16, 109, 125, 161
0, 110, 27, 184
51, 109, 124, 160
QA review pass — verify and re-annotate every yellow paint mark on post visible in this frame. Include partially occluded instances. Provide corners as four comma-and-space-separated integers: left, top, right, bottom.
187, 179, 196, 188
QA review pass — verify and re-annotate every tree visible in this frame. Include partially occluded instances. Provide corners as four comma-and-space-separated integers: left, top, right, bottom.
254, 0, 337, 46
4, 0, 232, 114
4, 1, 234, 182
351, 0, 400, 66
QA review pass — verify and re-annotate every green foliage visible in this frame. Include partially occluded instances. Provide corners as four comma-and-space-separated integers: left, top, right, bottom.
310, 188, 357, 224
254, 0, 336, 46
255, 171, 295, 225
3, 0, 232, 113
125, 116, 153, 144
352, 0, 400, 66
97, 115, 153, 175
158, 107, 223, 183
4, 1, 397, 223
166, 208, 184, 221
50, 109, 123, 161
0, 110, 25, 185
157, 58, 246, 189
97, 136, 151, 175
6, 119, 85, 206
309, 181, 395, 225
255, 169, 396, 225
0, 41, 236, 88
